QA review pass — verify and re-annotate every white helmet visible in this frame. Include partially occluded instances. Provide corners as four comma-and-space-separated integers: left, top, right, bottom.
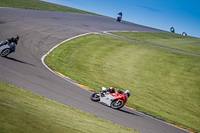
124, 90, 131, 97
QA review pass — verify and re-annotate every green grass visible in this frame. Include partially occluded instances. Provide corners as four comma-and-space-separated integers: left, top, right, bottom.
45, 34, 200, 132
0, 81, 138, 133
1, 0, 200, 132
0, 0, 102, 16
110, 32, 200, 55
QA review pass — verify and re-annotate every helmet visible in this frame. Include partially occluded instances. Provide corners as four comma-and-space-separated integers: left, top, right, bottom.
109, 87, 115, 93
14, 35, 19, 41
124, 90, 131, 97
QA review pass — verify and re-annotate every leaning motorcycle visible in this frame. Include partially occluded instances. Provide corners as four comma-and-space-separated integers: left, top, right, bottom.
0, 41, 16, 57
90, 87, 128, 109
117, 15, 122, 22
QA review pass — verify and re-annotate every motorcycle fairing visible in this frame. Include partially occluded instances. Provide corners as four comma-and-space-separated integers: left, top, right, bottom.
100, 93, 115, 106
0, 44, 10, 53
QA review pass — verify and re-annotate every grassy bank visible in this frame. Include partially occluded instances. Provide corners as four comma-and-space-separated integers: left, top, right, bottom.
0, 0, 102, 16
45, 34, 200, 132
0, 81, 138, 133
110, 32, 200, 55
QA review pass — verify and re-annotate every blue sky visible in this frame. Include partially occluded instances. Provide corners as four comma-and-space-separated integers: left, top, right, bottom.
42, 0, 200, 38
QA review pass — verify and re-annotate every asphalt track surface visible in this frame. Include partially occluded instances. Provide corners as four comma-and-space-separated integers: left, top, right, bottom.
0, 8, 188, 133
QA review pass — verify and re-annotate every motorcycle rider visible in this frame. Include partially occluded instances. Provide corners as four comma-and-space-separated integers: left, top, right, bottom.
107, 87, 131, 98
117, 11, 122, 22
1, 35, 19, 52
107, 87, 115, 93
1, 35, 19, 46
117, 11, 122, 16
170, 27, 175, 33
6, 35, 19, 44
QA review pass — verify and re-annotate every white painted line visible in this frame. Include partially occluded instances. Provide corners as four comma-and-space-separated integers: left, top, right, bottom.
41, 32, 95, 92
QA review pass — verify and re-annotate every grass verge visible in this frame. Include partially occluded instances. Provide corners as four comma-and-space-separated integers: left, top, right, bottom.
0, 81, 138, 133
110, 32, 200, 55
0, 0, 102, 16
45, 34, 200, 132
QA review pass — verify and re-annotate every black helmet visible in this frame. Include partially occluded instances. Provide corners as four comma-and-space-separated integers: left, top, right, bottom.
109, 87, 115, 93
14, 35, 19, 41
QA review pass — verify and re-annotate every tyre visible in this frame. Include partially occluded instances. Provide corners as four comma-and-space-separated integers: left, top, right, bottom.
90, 93, 100, 102
0, 48, 10, 57
110, 100, 124, 109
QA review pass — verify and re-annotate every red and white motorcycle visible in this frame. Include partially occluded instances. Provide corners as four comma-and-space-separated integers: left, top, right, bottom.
90, 87, 130, 109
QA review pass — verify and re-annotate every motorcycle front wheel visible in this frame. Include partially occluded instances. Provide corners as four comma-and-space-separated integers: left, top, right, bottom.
0, 48, 11, 57
90, 92, 100, 102
110, 100, 124, 109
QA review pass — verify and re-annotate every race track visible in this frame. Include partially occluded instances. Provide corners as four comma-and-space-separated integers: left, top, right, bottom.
0, 8, 188, 133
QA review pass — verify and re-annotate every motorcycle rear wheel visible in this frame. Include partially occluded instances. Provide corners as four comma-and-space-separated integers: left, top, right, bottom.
110, 100, 124, 109
90, 93, 100, 102
1, 48, 10, 57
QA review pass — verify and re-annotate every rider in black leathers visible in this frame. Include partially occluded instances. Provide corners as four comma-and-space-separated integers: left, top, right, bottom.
6, 35, 19, 44
107, 87, 124, 94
